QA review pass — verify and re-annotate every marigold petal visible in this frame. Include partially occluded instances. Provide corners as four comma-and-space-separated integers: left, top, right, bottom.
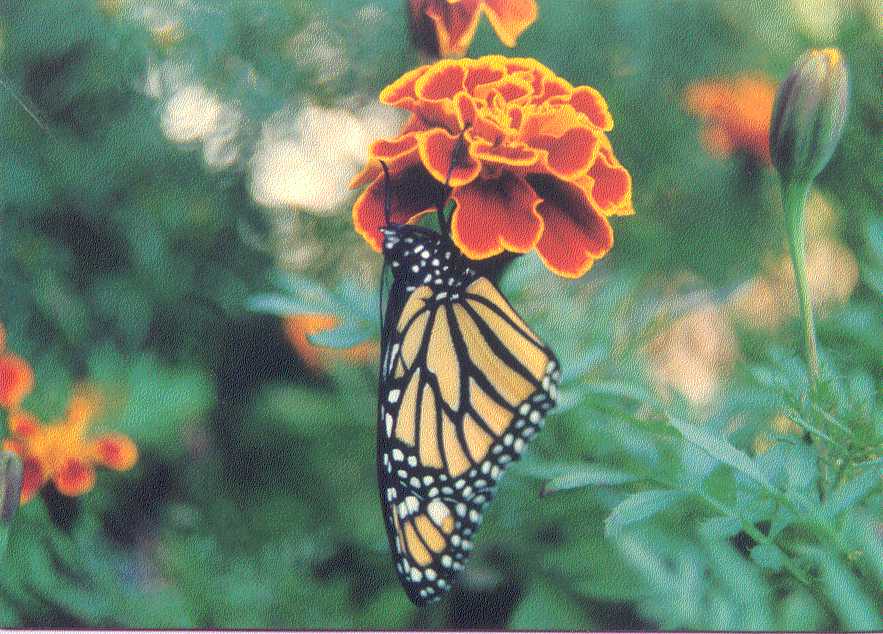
415, 59, 467, 101
520, 104, 584, 138
501, 56, 548, 93
91, 433, 138, 471
450, 172, 543, 259
464, 62, 506, 94
473, 76, 533, 104
586, 141, 634, 215
353, 165, 447, 251
418, 128, 482, 186
530, 127, 599, 180
53, 458, 95, 497
540, 75, 572, 101
424, 0, 483, 57
470, 139, 539, 167
528, 174, 614, 278
350, 134, 422, 190
380, 65, 430, 107
454, 93, 509, 142
0, 354, 35, 410
481, 0, 538, 47
569, 85, 614, 131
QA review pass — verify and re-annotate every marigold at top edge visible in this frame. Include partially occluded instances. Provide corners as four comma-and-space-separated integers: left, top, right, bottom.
408, 0, 538, 58
352, 55, 633, 278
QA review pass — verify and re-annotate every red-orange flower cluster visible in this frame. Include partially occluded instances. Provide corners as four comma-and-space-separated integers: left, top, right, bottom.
2, 390, 138, 503
351, 56, 633, 278
408, 0, 538, 58
0, 323, 138, 504
683, 74, 776, 163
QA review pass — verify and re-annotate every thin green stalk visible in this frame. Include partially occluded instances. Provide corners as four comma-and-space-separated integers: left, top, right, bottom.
782, 182, 833, 498
782, 181, 820, 384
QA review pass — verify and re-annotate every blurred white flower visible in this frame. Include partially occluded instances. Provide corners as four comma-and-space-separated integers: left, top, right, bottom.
249, 101, 403, 214
161, 84, 223, 143
160, 83, 242, 169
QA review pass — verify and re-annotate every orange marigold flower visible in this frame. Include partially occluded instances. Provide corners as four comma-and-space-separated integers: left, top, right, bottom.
408, 0, 538, 58
0, 324, 35, 410
1, 388, 138, 504
683, 74, 776, 163
283, 314, 378, 373
351, 56, 634, 278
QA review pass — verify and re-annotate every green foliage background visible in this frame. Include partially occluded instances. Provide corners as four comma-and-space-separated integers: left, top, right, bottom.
0, 0, 880, 629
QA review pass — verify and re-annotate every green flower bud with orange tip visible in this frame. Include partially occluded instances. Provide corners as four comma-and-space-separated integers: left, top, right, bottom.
770, 48, 849, 187
769, 48, 849, 386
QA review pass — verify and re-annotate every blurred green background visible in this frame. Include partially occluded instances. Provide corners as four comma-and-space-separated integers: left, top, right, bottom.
0, 0, 880, 629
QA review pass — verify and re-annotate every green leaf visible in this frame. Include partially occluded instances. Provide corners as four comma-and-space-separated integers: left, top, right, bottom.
798, 546, 883, 630
247, 293, 336, 317
784, 442, 817, 493
823, 468, 881, 519
667, 417, 774, 493
509, 580, 591, 629
698, 516, 742, 540
777, 588, 826, 631
750, 543, 786, 572
0, 523, 10, 563
701, 465, 736, 506
605, 489, 688, 536
308, 319, 373, 349
540, 465, 640, 496
584, 379, 656, 403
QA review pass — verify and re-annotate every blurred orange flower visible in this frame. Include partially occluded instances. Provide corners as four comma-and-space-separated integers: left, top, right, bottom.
284, 314, 378, 373
351, 55, 633, 278
2, 389, 138, 504
0, 325, 35, 410
408, 0, 538, 58
683, 74, 776, 163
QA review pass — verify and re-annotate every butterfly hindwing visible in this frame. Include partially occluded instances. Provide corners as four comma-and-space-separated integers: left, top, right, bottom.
377, 224, 560, 605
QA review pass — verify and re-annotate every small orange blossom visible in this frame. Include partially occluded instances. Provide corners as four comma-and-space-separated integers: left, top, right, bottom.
284, 314, 378, 373
2, 388, 138, 504
683, 74, 776, 163
0, 324, 35, 410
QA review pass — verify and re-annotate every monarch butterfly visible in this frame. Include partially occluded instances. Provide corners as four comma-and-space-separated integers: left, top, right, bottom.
376, 154, 560, 605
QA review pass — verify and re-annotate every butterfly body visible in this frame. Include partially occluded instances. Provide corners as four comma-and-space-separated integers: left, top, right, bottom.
377, 222, 560, 605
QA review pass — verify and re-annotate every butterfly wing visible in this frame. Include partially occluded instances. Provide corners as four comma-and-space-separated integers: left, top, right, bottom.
377, 227, 559, 604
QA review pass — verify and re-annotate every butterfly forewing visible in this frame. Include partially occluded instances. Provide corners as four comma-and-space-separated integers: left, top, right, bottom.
377, 224, 559, 605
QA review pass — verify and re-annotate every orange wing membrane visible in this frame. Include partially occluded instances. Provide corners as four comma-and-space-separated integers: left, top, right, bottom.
377, 223, 559, 605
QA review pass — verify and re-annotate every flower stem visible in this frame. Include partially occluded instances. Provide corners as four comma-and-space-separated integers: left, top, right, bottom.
782, 181, 820, 385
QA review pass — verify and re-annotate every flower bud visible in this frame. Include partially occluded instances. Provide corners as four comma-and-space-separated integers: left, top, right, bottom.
770, 48, 849, 185
0, 450, 23, 523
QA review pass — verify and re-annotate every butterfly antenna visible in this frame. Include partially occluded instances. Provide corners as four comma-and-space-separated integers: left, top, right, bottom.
380, 160, 393, 227
378, 160, 393, 339
436, 125, 471, 236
